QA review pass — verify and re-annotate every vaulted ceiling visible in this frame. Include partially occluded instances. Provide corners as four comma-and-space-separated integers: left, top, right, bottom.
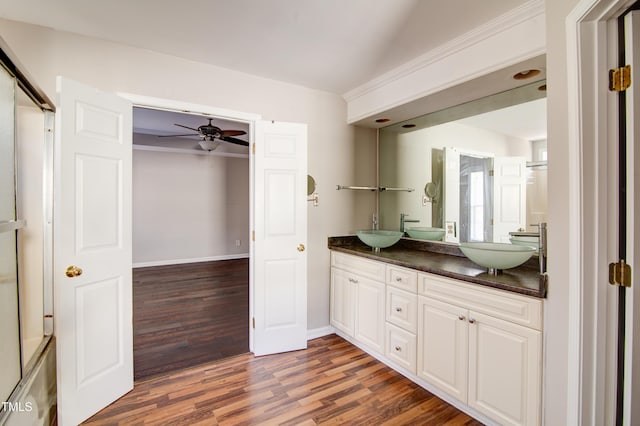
0, 0, 530, 94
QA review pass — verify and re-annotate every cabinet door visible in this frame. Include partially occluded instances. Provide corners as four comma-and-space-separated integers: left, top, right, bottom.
355, 277, 385, 354
330, 267, 355, 337
418, 296, 468, 402
468, 311, 541, 426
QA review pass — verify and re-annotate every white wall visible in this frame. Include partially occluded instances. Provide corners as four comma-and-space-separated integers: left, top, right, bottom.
0, 18, 373, 330
132, 142, 249, 266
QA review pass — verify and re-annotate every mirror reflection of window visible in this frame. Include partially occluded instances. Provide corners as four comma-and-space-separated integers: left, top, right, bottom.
459, 155, 493, 243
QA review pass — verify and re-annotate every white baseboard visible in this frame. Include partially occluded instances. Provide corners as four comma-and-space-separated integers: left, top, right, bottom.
133, 253, 249, 268
307, 326, 335, 341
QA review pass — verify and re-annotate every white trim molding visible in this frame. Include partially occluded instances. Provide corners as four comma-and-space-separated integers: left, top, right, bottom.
307, 326, 335, 341
118, 92, 261, 124
343, 0, 545, 123
565, 0, 636, 424
132, 143, 249, 159
133, 253, 249, 269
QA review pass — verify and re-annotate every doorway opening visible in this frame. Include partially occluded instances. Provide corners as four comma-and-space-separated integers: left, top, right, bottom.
131, 106, 250, 380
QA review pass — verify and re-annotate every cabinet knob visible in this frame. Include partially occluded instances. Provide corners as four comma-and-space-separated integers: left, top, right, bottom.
395, 307, 402, 312
395, 277, 402, 282
468, 318, 476, 324
395, 346, 402, 352
458, 315, 465, 321
348, 278, 359, 284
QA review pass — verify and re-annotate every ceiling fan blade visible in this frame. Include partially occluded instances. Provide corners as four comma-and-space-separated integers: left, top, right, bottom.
220, 129, 247, 137
174, 123, 200, 132
157, 133, 199, 138
220, 136, 249, 147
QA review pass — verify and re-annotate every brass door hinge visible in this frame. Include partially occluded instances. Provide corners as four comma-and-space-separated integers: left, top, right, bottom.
252, 317, 255, 328
609, 260, 632, 287
252, 230, 255, 241
252, 143, 256, 154
609, 65, 631, 92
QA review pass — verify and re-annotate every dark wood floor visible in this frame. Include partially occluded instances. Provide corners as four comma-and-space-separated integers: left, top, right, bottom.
85, 334, 483, 425
133, 259, 249, 380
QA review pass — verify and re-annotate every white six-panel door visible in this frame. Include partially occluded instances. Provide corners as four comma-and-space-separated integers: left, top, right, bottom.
493, 156, 526, 242
252, 120, 307, 356
54, 77, 133, 426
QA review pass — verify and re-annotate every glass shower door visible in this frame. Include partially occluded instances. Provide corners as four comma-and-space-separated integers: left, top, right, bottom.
0, 64, 21, 402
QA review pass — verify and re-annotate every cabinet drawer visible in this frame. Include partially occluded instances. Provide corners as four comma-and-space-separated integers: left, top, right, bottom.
385, 323, 417, 374
386, 265, 418, 293
418, 272, 543, 330
331, 251, 386, 281
386, 286, 417, 333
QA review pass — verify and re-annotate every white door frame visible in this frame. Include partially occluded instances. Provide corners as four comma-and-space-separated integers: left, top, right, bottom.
566, 0, 636, 424
117, 93, 261, 350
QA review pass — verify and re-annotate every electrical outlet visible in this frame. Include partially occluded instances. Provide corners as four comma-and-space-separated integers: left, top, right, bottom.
235, 239, 241, 247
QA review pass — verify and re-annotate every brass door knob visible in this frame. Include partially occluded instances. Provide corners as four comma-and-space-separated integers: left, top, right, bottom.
297, 244, 305, 252
65, 265, 83, 278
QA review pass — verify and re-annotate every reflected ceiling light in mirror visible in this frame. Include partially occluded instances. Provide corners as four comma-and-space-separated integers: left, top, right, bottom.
513, 69, 541, 80
402, 124, 416, 129
375, 118, 391, 123
537, 84, 547, 91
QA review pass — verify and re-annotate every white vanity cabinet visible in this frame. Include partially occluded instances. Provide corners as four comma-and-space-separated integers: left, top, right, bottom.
329, 249, 544, 426
385, 265, 418, 373
330, 252, 386, 354
418, 272, 543, 426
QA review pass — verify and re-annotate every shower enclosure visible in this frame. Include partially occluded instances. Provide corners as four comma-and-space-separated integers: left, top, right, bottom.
0, 48, 55, 424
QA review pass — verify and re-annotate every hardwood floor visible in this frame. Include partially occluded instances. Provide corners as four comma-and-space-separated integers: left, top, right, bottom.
85, 334, 483, 425
133, 259, 249, 380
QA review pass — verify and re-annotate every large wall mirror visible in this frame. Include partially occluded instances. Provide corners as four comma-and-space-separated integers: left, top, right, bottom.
379, 79, 547, 245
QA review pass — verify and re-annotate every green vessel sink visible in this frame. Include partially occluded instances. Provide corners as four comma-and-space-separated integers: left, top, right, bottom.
356, 230, 404, 250
405, 227, 446, 241
509, 235, 540, 249
460, 242, 536, 273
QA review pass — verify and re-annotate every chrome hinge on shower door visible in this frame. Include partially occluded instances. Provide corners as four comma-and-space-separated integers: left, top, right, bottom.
609, 65, 631, 91
609, 260, 632, 287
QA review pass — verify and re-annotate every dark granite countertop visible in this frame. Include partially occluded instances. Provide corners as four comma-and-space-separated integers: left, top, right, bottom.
328, 236, 547, 298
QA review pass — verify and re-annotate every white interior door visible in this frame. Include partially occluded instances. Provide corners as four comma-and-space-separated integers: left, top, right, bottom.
443, 147, 460, 243
253, 120, 307, 356
54, 77, 133, 426
492, 156, 526, 242
624, 10, 640, 424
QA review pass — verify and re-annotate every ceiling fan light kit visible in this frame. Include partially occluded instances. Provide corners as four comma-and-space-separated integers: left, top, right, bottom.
198, 139, 221, 151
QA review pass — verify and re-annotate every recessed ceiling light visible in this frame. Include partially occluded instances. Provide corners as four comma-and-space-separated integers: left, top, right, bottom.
537, 84, 547, 91
513, 69, 541, 80
402, 124, 416, 129
375, 118, 390, 123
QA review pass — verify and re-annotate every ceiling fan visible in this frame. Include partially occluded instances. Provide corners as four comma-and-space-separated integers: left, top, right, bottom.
159, 118, 248, 151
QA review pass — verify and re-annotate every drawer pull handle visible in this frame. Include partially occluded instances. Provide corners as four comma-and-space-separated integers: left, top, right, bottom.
468, 318, 476, 324
458, 315, 465, 321
395, 307, 402, 312
395, 346, 402, 352
395, 277, 403, 282
348, 278, 359, 284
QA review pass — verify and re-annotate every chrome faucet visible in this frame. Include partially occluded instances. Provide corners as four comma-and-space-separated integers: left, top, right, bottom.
400, 213, 419, 233
372, 213, 378, 230
530, 222, 547, 274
